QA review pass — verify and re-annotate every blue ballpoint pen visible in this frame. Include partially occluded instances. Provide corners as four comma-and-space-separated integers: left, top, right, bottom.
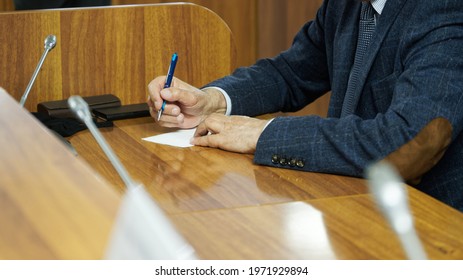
157, 53, 178, 121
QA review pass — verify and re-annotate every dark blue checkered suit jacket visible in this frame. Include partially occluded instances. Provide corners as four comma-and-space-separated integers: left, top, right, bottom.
207, 0, 463, 211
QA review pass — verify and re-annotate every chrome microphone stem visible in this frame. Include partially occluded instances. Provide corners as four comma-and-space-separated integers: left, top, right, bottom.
20, 34, 57, 107
68, 96, 137, 189
20, 48, 50, 107
83, 116, 137, 189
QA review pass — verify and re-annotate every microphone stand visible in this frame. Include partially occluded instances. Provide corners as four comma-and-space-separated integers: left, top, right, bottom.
366, 161, 427, 260
68, 95, 197, 260
20, 35, 57, 107
18, 35, 77, 156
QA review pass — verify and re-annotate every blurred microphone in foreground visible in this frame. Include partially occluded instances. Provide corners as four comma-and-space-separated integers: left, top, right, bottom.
68, 95, 197, 260
366, 161, 427, 260
20, 35, 57, 107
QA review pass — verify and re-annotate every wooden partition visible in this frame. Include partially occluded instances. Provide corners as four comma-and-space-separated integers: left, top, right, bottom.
112, 0, 258, 68
0, 1, 14, 11
112, 0, 329, 116
0, 87, 120, 259
0, 4, 236, 111
1, 0, 330, 116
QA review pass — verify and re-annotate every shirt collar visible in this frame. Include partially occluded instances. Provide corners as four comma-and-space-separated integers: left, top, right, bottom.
370, 0, 387, 15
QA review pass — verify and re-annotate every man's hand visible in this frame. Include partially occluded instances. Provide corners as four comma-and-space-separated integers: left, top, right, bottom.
190, 113, 269, 154
147, 77, 226, 128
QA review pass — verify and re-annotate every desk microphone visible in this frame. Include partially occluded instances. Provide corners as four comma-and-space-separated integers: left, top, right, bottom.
366, 161, 427, 260
17, 34, 77, 155
19, 34, 57, 107
68, 95, 197, 260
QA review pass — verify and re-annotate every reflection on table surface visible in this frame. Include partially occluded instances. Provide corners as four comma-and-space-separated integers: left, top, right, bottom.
69, 117, 463, 259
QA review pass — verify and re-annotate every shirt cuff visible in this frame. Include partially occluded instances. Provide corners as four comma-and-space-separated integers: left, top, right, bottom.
262, 118, 274, 132
203, 86, 232, 116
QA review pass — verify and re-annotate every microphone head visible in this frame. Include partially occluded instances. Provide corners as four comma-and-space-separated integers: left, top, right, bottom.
68, 95, 92, 122
44, 35, 57, 51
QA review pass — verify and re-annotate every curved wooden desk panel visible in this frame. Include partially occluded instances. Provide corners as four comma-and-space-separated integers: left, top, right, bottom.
0, 88, 120, 259
0, 4, 236, 111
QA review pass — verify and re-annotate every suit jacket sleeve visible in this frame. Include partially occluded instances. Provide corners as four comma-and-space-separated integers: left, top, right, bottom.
206, 0, 463, 178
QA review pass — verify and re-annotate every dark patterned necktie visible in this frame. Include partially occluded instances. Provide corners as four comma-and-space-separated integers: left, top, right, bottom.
341, 2, 376, 117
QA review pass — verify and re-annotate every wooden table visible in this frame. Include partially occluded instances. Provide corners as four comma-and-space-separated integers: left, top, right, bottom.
68, 115, 463, 260
1, 86, 463, 259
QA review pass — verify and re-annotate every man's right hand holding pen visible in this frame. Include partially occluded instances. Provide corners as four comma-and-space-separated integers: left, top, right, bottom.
147, 76, 227, 128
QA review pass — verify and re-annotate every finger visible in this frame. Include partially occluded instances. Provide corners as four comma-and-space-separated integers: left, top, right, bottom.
147, 94, 158, 113
190, 133, 221, 148
147, 76, 167, 104
161, 104, 181, 116
157, 113, 185, 126
161, 87, 198, 107
194, 121, 209, 137
193, 116, 223, 137
149, 105, 157, 119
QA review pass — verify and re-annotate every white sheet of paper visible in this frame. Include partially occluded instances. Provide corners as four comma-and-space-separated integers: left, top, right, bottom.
142, 128, 195, 148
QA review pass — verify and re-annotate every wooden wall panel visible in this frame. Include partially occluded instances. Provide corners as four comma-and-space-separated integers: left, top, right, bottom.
257, 0, 323, 58
258, 0, 329, 117
112, 0, 257, 68
59, 7, 147, 101
0, 4, 235, 110
114, 0, 329, 116
0, 12, 63, 108
2, 0, 330, 116
0, 1, 14, 11
143, 3, 235, 87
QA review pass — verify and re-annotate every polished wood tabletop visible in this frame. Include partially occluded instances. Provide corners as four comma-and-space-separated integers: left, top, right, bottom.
69, 115, 463, 260
2, 86, 463, 260
70, 117, 369, 213
171, 189, 463, 260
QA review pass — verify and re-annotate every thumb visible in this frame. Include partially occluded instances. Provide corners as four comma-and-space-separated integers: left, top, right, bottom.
161, 87, 199, 107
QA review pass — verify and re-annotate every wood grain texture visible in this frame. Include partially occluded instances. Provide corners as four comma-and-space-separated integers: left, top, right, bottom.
112, 0, 257, 68
0, 88, 120, 259
2, 86, 463, 259
2, 0, 329, 116
70, 117, 369, 214
0, 4, 236, 111
69, 117, 463, 259
170, 189, 463, 260
0, 1, 14, 11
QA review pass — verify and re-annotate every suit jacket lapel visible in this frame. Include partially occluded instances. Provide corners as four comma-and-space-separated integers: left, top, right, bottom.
351, 0, 408, 110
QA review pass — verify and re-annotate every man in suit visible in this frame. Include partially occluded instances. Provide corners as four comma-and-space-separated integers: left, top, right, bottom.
147, 0, 463, 211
